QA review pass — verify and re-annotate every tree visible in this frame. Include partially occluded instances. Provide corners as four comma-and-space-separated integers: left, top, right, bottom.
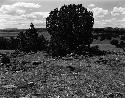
46, 4, 94, 56
17, 23, 38, 53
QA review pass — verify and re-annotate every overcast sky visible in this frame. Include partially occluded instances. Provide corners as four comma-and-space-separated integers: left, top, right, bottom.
0, 0, 125, 29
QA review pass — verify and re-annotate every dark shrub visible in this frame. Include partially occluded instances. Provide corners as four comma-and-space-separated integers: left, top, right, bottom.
120, 35, 125, 40
89, 45, 106, 56
9, 37, 18, 50
117, 40, 125, 50
17, 23, 43, 53
110, 39, 119, 46
119, 41, 125, 47
0, 37, 10, 49
46, 4, 94, 57
93, 35, 98, 40
0, 54, 10, 65
17, 23, 47, 53
37, 35, 47, 51
100, 35, 105, 41
105, 35, 112, 40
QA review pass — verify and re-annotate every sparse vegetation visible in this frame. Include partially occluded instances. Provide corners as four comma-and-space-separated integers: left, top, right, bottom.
0, 50, 125, 97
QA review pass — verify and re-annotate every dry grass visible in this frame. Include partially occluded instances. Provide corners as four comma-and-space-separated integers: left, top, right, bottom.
0, 43, 125, 97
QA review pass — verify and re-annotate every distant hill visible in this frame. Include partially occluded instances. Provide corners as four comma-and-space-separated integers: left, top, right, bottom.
0, 27, 125, 40
0, 28, 47, 32
0, 28, 51, 41
5, 28, 18, 30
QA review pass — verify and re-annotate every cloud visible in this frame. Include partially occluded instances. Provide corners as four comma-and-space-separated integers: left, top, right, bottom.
0, 11, 48, 29
21, 12, 49, 20
13, 2, 41, 8
94, 20, 106, 28
102, 18, 116, 23
121, 18, 125, 21
30, 12, 49, 18
0, 2, 42, 28
94, 18, 125, 28
0, 19, 7, 23
0, 2, 41, 15
88, 4, 95, 7
16, 9, 26, 14
91, 7, 108, 18
111, 7, 125, 16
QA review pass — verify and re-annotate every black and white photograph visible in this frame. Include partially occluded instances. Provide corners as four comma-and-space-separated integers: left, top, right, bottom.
0, 0, 125, 97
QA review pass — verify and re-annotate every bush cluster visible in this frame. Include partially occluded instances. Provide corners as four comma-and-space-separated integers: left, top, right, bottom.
0, 37, 18, 50
16, 24, 46, 53
110, 39, 125, 50
1, 4, 95, 57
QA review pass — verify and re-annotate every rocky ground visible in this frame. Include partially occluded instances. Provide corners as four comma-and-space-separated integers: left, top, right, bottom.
0, 50, 125, 98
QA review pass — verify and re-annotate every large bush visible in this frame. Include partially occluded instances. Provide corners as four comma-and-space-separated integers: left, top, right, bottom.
46, 4, 94, 56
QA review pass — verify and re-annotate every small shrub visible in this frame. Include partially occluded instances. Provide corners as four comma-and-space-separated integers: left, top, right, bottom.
91, 45, 99, 50
120, 35, 125, 40
119, 41, 125, 47
105, 36, 112, 40
89, 45, 106, 56
100, 36, 105, 41
93, 35, 98, 40
110, 39, 119, 46
1, 54, 10, 65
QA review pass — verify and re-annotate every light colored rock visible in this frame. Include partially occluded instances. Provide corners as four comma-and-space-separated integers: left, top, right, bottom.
19, 94, 31, 98
2, 84, 17, 89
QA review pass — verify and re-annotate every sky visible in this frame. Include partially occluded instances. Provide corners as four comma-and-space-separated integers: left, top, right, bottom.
0, 0, 125, 29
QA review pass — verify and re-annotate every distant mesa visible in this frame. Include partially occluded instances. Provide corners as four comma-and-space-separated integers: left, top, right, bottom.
5, 28, 18, 30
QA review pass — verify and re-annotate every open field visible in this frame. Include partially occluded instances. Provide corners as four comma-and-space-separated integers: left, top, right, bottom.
0, 41, 125, 97
0, 32, 18, 37
0, 28, 48, 37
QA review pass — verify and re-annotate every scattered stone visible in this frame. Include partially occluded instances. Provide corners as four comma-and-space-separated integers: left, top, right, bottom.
31, 93, 43, 98
32, 61, 42, 65
21, 61, 30, 65
105, 92, 124, 98
19, 94, 31, 98
17, 82, 36, 89
66, 66, 76, 72
95, 59, 108, 64
2, 84, 17, 89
